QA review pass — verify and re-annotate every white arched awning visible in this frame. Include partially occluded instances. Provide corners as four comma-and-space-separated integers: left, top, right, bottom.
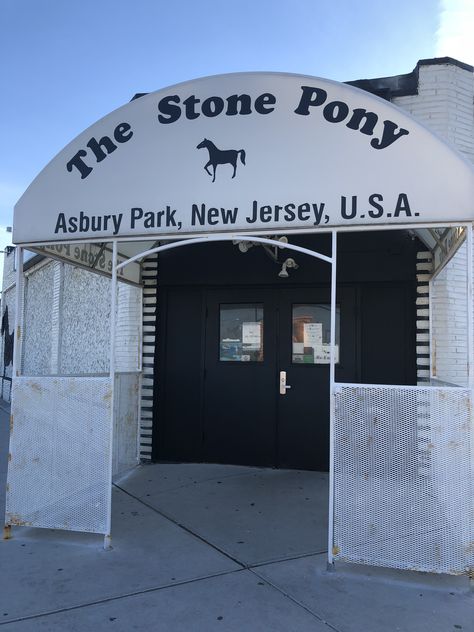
12, 72, 474, 251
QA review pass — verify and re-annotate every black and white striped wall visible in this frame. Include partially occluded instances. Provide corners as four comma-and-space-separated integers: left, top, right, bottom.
139, 254, 158, 461
416, 251, 433, 384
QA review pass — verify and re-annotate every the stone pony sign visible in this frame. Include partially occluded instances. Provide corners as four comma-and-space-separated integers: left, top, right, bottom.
14, 72, 474, 245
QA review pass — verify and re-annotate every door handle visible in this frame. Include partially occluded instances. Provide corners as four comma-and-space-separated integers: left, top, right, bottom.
279, 370, 292, 395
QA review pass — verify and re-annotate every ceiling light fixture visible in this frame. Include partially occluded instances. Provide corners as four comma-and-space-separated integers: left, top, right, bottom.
278, 257, 299, 278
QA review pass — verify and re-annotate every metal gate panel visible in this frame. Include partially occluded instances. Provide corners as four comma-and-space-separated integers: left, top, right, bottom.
113, 372, 140, 477
333, 383, 473, 574
6, 376, 112, 534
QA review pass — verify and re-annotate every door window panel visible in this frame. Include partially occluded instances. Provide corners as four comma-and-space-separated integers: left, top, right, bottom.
292, 304, 340, 364
220, 304, 264, 362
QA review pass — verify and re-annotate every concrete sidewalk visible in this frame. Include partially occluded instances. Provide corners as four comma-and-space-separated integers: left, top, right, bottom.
1, 404, 473, 631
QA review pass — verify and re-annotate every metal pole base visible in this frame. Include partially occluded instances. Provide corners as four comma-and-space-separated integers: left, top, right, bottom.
103, 534, 112, 550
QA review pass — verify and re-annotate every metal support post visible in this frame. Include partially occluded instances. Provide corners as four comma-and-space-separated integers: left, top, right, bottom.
104, 241, 118, 550
466, 224, 474, 584
327, 230, 337, 568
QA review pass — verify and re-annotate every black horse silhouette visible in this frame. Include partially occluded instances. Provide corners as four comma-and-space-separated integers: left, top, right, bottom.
1, 305, 14, 368
197, 139, 246, 182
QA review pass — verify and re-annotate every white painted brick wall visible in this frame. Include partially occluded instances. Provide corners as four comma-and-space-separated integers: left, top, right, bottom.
114, 282, 142, 372
430, 242, 468, 386
2, 248, 17, 291
393, 63, 474, 164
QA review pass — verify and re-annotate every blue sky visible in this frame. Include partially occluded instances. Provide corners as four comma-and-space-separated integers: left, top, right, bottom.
0, 0, 472, 247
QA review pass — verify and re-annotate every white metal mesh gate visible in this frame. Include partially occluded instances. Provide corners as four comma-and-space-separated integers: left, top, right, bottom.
333, 383, 473, 574
6, 376, 112, 533
113, 372, 140, 477
4, 250, 143, 540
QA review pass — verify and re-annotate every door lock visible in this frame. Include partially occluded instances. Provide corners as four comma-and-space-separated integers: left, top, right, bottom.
279, 371, 292, 395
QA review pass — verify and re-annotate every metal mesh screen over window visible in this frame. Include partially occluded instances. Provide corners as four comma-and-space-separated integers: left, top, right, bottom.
6, 376, 112, 534
113, 372, 140, 477
333, 384, 473, 574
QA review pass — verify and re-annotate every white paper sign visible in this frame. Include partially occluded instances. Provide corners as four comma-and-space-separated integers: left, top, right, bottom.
242, 322, 261, 349
304, 322, 323, 347
293, 342, 304, 355
313, 344, 339, 364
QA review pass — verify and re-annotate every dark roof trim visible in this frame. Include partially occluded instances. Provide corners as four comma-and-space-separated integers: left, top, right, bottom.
346, 56, 473, 101
131, 57, 473, 104
417, 56, 473, 73
346, 70, 418, 101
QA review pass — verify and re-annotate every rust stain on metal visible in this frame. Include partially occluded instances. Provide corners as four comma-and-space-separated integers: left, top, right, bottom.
6, 513, 32, 527
464, 541, 474, 554
30, 382, 42, 393
16, 326, 21, 340
332, 545, 340, 556
103, 389, 112, 402
3, 525, 11, 540
9, 414, 13, 434
427, 443, 435, 450
8, 453, 12, 462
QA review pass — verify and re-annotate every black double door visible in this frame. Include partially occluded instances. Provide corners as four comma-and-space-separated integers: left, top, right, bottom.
157, 285, 356, 471
204, 287, 356, 470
